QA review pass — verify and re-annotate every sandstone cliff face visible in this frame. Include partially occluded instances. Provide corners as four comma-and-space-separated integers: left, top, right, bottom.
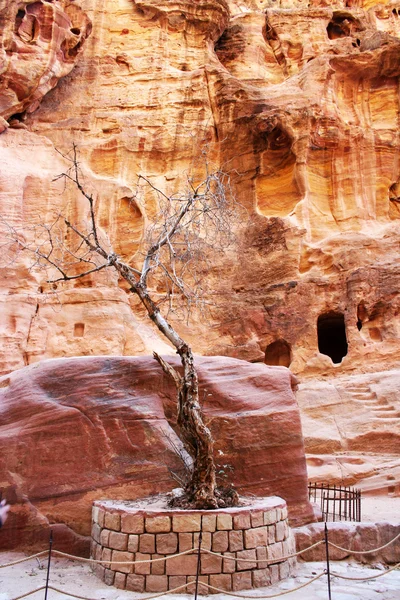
0, 0, 399, 379
0, 0, 400, 523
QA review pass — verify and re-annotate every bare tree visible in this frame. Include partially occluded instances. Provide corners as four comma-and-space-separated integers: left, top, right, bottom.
4, 146, 241, 509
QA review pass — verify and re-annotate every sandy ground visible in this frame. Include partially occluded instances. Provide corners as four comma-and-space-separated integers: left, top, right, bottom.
360, 495, 400, 522
0, 551, 399, 600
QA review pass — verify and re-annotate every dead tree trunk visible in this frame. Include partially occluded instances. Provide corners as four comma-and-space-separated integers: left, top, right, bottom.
112, 265, 218, 508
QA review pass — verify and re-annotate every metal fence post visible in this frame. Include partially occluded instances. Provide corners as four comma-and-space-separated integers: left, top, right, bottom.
324, 522, 332, 600
44, 529, 53, 600
194, 530, 203, 600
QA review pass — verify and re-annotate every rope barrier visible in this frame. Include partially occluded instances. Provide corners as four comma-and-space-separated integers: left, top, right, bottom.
331, 562, 400, 581
5, 564, 400, 600
2, 528, 398, 571
328, 530, 400, 555
9, 586, 46, 600
47, 582, 192, 600
0, 551, 48, 569
202, 540, 325, 565
205, 572, 326, 598
53, 547, 196, 565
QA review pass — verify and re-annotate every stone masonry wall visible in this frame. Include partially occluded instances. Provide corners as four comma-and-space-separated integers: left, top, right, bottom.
91, 497, 296, 593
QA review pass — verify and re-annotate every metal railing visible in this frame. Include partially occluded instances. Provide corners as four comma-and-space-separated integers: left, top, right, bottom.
309, 482, 362, 522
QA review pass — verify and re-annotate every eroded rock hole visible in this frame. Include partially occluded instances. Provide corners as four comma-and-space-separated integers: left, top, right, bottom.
317, 312, 348, 364
264, 339, 292, 367
74, 323, 85, 337
327, 14, 361, 40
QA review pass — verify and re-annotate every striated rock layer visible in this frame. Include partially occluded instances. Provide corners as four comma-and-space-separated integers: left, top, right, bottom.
0, 0, 399, 379
0, 0, 400, 545
0, 356, 313, 551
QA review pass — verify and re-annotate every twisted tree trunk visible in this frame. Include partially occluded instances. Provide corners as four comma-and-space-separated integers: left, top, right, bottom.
113, 270, 218, 508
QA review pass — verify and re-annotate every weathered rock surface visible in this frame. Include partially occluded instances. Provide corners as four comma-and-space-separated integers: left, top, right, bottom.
297, 369, 400, 495
0, 355, 313, 551
0, 0, 399, 550
0, 0, 399, 379
0, 1, 91, 124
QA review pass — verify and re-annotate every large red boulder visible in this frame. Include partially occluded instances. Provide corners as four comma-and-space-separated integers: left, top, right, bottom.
0, 356, 313, 551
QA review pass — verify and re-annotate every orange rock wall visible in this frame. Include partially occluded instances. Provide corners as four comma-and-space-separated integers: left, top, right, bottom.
0, 0, 400, 378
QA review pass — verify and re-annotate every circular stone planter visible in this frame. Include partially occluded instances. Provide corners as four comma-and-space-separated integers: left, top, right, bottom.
91, 496, 296, 594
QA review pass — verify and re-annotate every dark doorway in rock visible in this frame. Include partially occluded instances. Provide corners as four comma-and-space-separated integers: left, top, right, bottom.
264, 339, 292, 367
317, 312, 348, 363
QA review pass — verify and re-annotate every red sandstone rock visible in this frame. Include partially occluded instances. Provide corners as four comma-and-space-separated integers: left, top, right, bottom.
0, 355, 312, 551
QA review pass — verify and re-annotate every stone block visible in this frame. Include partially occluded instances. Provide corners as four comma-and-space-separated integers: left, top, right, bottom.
193, 531, 212, 551
232, 571, 252, 590
156, 532, 178, 554
264, 510, 277, 526
244, 526, 268, 549
104, 512, 121, 532
139, 533, 155, 554
280, 506, 288, 520
256, 546, 268, 569
222, 552, 236, 574
229, 529, 244, 552
128, 534, 139, 553
250, 511, 264, 528
252, 568, 271, 588
91, 523, 101, 543
267, 525, 275, 544
92, 506, 100, 524
212, 530, 229, 552
201, 552, 223, 574
209, 573, 232, 591
172, 513, 201, 532
92, 563, 105, 581
166, 554, 198, 576
146, 575, 168, 592
202, 514, 217, 532
101, 547, 112, 568
267, 542, 283, 563
146, 516, 171, 533
114, 572, 127, 589
233, 513, 251, 530
134, 553, 151, 575
279, 560, 291, 580
270, 564, 280, 584
126, 574, 145, 592
169, 575, 187, 591
100, 528, 110, 546
275, 520, 286, 542
121, 513, 144, 534
111, 550, 134, 574
236, 549, 256, 570
179, 532, 193, 551
109, 531, 128, 551
104, 569, 115, 586
91, 541, 101, 561
187, 575, 209, 594
151, 554, 166, 575
217, 513, 232, 531
97, 508, 105, 528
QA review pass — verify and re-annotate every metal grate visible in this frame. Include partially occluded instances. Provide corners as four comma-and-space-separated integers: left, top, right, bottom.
308, 482, 362, 522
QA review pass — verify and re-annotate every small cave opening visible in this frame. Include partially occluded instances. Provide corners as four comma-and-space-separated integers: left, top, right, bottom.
264, 339, 292, 367
317, 311, 348, 364
327, 14, 361, 41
